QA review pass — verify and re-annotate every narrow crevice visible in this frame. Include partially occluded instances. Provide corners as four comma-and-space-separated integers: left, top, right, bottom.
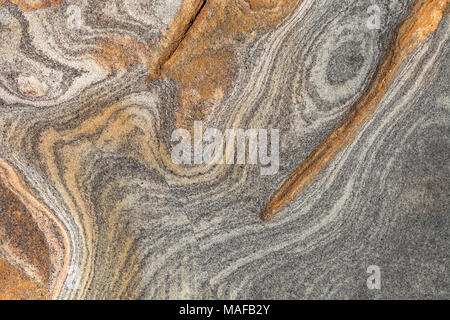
155, 0, 208, 75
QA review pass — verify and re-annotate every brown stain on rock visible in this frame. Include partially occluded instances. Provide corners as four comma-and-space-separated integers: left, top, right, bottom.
0, 174, 51, 300
260, 0, 449, 221
0, 176, 51, 285
93, 0, 303, 129
0, 256, 48, 299
93, 0, 205, 76
93, 36, 152, 74
0, 159, 71, 299
147, 0, 207, 79
159, 0, 303, 128
8, 0, 62, 12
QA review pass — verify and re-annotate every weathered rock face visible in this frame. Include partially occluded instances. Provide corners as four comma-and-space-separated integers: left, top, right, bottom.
7, 0, 63, 12
0, 175, 51, 300
0, 0, 448, 299
0, 158, 69, 299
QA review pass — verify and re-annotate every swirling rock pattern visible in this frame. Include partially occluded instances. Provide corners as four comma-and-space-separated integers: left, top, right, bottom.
0, 0, 448, 299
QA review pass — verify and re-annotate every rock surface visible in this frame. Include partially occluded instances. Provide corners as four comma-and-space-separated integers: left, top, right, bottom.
0, 0, 448, 299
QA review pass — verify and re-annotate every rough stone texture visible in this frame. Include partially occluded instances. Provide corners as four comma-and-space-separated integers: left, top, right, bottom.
0, 0, 448, 299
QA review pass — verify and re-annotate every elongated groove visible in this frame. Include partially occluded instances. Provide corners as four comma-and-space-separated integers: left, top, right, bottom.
260, 0, 449, 221
147, 0, 207, 79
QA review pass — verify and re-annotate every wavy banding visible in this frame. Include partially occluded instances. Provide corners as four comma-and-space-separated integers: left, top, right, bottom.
260, 0, 449, 221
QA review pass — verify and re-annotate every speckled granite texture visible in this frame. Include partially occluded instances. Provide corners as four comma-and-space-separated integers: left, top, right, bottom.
0, 0, 448, 299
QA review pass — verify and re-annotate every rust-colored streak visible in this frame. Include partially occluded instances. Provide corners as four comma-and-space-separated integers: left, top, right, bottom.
93, 0, 205, 76
0, 176, 52, 287
159, 0, 303, 128
8, 0, 62, 12
0, 159, 71, 299
260, 0, 449, 221
0, 256, 48, 299
93, 0, 302, 129
147, 0, 207, 79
